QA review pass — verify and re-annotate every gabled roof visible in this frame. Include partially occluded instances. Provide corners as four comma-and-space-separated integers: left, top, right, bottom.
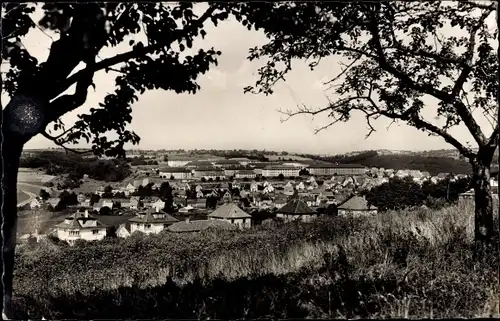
277, 198, 315, 215
338, 195, 377, 211
208, 202, 251, 219
129, 211, 178, 224
159, 167, 192, 173
55, 211, 107, 230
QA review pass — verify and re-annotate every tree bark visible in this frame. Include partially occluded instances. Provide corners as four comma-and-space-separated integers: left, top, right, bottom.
471, 159, 495, 246
1, 133, 23, 320
1, 94, 46, 319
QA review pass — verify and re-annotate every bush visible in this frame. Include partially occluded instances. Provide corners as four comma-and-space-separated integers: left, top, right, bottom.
12, 201, 500, 319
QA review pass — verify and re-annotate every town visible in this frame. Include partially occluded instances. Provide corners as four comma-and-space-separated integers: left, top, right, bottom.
16, 149, 492, 244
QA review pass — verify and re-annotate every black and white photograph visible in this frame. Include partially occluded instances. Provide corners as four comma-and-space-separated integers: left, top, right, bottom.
0, 1, 499, 319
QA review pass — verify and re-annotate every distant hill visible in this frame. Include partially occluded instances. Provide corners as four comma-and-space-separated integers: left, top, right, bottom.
301, 150, 472, 176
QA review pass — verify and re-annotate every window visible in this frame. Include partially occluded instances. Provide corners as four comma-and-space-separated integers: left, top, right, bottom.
92, 229, 99, 235
69, 230, 80, 236
145, 224, 151, 229
163, 224, 169, 228
231, 219, 234, 224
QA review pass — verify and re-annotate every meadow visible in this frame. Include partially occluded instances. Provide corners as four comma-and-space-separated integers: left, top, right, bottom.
11, 199, 500, 319
16, 191, 30, 204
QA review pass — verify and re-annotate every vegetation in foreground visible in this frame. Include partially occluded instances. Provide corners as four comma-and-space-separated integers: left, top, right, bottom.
12, 200, 500, 319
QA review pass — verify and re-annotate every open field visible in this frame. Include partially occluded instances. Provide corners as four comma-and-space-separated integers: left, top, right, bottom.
18, 168, 55, 184
12, 199, 500, 319
17, 191, 30, 204
265, 155, 313, 161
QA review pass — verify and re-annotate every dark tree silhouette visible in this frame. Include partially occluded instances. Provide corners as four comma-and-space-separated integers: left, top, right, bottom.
238, 2, 498, 245
1, 3, 233, 317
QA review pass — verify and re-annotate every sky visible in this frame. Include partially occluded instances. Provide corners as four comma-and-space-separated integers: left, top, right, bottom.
3, 3, 498, 155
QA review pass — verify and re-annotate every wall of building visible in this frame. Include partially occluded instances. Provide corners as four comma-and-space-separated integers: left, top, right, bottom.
57, 228, 107, 242
209, 217, 251, 229
130, 222, 167, 234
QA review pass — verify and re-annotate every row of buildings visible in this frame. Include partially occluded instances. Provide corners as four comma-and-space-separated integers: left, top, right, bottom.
158, 162, 367, 180
52, 192, 377, 244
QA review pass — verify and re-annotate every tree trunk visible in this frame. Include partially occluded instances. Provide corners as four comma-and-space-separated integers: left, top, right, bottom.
471, 160, 495, 246
1, 129, 24, 320
1, 94, 47, 319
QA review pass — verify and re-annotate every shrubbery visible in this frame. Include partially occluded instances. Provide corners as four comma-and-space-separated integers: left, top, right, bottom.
364, 176, 470, 211
21, 151, 131, 182
12, 201, 500, 319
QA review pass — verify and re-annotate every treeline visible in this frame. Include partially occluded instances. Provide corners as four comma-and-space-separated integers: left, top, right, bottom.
362, 176, 471, 211
20, 151, 131, 182
303, 151, 472, 176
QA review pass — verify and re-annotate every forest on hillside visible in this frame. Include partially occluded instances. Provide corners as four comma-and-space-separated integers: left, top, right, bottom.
300, 151, 473, 176
20, 151, 131, 182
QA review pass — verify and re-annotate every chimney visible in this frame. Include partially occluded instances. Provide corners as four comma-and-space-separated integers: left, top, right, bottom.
185, 217, 190, 224
84, 210, 89, 218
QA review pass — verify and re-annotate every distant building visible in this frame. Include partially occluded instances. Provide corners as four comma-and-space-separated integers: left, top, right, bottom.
235, 169, 257, 179
29, 198, 41, 209
129, 210, 178, 234
159, 167, 193, 180
308, 163, 367, 176
337, 195, 377, 217
214, 159, 242, 169
193, 167, 225, 180
276, 197, 317, 222
208, 202, 252, 229
229, 158, 252, 166
262, 165, 300, 177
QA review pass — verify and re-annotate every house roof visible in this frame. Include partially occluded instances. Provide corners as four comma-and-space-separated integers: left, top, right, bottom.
128, 211, 178, 224
47, 198, 60, 206
208, 202, 251, 218
308, 163, 366, 169
159, 167, 192, 173
55, 211, 108, 230
338, 195, 377, 211
195, 166, 224, 172
277, 198, 315, 215
214, 159, 241, 165
186, 160, 214, 166
236, 169, 256, 174
168, 219, 237, 233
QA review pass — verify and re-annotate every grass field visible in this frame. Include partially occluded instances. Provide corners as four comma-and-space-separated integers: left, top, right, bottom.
17, 191, 30, 204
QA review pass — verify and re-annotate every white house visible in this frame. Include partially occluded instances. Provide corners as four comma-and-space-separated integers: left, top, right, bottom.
296, 182, 305, 191
207, 202, 252, 229
129, 211, 178, 234
126, 183, 136, 194
30, 198, 41, 209
276, 197, 317, 222
250, 181, 259, 193
129, 196, 140, 209
337, 195, 378, 217
116, 223, 131, 238
54, 210, 107, 244
149, 199, 165, 212
283, 184, 295, 196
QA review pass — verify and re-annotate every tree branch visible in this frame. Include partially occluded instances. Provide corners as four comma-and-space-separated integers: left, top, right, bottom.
367, 6, 450, 102
461, 1, 496, 10
41, 131, 93, 155
450, 7, 493, 98
486, 123, 499, 149
46, 61, 95, 122
51, 5, 217, 101
368, 4, 488, 148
